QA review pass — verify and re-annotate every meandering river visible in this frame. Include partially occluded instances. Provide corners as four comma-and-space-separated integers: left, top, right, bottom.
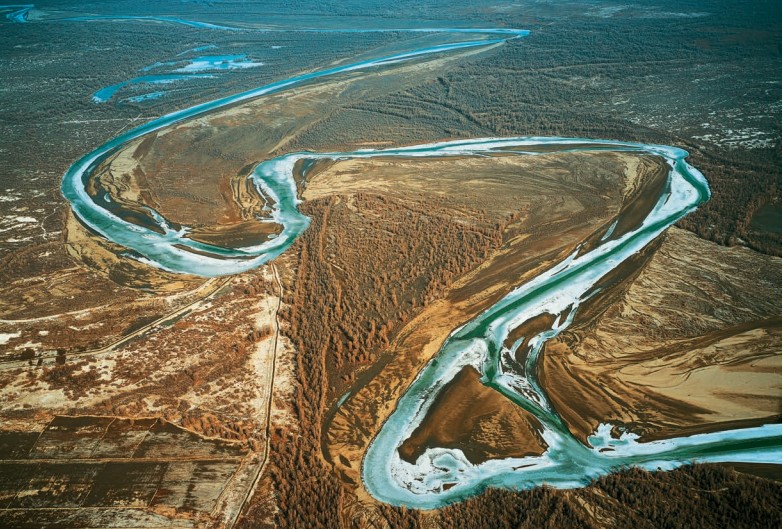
61, 28, 782, 509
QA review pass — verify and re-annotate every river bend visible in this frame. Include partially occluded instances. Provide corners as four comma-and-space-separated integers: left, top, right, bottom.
60, 27, 782, 509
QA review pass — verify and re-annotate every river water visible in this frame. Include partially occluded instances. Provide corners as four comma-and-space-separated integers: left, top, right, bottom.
61, 32, 525, 276
361, 141, 781, 508
60, 28, 781, 508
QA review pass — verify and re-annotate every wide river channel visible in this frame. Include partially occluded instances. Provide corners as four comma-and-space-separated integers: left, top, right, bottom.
61, 28, 781, 509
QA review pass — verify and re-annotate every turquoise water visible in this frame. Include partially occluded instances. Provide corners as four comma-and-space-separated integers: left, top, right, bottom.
361, 141, 780, 508
63, 32, 527, 275
60, 27, 782, 507
92, 74, 216, 104
96, 54, 263, 103
142, 54, 262, 73
1, 3, 31, 22
63, 15, 240, 31
99, 54, 262, 103
174, 54, 264, 73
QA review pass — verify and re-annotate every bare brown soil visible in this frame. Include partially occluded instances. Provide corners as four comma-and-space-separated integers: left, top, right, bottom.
64, 209, 202, 290
1, 33, 779, 528
3, 44, 521, 528
185, 220, 283, 249
0, 416, 248, 528
398, 366, 546, 465
232, 148, 638, 528
0, 237, 218, 360
74, 44, 496, 275
504, 312, 557, 362
318, 152, 629, 495
540, 227, 781, 443
606, 156, 669, 242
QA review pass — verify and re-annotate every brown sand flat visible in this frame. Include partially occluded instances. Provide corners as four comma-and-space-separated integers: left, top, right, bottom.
576, 155, 669, 256
398, 366, 546, 465
70, 47, 507, 286
90, 44, 495, 231
606, 156, 668, 242
186, 220, 283, 249
503, 312, 558, 362
540, 227, 781, 443
324, 152, 645, 495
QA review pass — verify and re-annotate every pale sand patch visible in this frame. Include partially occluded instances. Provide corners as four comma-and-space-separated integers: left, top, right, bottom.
0, 331, 21, 345
303, 154, 586, 202
619, 327, 781, 420
622, 156, 641, 197
542, 227, 781, 441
